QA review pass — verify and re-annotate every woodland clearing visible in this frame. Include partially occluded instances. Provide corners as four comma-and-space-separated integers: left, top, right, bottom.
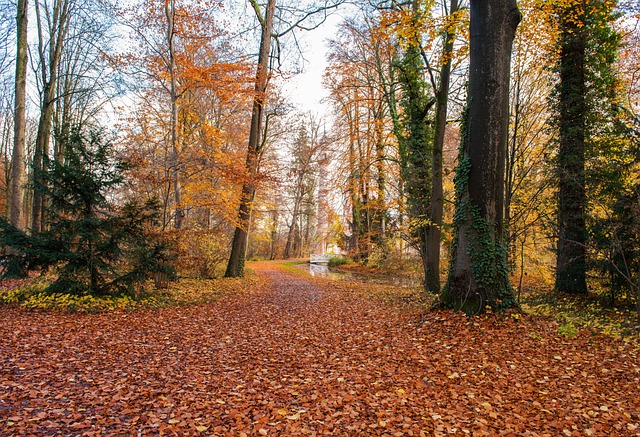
1, 261, 639, 436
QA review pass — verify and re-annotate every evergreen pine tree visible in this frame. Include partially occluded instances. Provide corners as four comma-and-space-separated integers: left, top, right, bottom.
0, 128, 174, 295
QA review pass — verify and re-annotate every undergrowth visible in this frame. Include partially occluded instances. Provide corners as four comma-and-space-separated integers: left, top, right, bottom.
0, 274, 254, 313
521, 288, 640, 342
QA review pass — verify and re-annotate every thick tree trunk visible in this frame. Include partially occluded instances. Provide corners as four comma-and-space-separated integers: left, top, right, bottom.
555, 6, 588, 294
442, 0, 521, 313
425, 0, 458, 293
10, 0, 28, 231
225, 0, 275, 277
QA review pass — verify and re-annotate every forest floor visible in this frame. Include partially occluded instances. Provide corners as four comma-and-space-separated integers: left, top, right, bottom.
1, 261, 640, 436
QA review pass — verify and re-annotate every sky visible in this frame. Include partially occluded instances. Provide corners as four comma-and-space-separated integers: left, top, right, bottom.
281, 11, 344, 118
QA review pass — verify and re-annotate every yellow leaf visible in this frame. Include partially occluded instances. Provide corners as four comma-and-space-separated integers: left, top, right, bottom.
277, 408, 288, 416
195, 425, 209, 432
286, 413, 300, 420
397, 388, 406, 394
168, 419, 180, 424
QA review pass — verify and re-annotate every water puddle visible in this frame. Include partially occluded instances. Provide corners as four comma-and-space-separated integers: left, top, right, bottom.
295, 263, 421, 288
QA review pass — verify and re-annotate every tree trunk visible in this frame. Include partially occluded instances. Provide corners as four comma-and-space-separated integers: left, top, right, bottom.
347, 100, 361, 259
505, 70, 521, 271
555, 4, 588, 294
32, 82, 56, 233
225, 0, 275, 277
165, 0, 184, 229
269, 209, 278, 260
32, 0, 70, 233
442, 0, 521, 314
425, 0, 458, 293
10, 0, 28, 231
374, 102, 387, 241
284, 196, 301, 259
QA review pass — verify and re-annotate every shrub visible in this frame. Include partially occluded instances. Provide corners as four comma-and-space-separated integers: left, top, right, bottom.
328, 256, 348, 267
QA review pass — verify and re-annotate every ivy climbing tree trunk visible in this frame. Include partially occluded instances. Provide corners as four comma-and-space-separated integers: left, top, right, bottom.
225, 0, 275, 278
554, 1, 588, 294
395, 0, 435, 289
10, 0, 28, 231
442, 0, 521, 314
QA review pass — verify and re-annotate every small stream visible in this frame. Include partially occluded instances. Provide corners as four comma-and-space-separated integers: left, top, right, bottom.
295, 263, 421, 288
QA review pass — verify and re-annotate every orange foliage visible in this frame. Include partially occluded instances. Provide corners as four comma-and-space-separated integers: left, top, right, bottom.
115, 0, 254, 233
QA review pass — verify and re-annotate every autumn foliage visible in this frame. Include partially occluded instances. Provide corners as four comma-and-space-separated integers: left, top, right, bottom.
1, 263, 639, 435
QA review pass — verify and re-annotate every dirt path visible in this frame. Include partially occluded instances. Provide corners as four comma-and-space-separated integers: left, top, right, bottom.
1, 262, 639, 436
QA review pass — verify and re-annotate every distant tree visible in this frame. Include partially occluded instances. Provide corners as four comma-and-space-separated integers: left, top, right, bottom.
442, 0, 521, 313
283, 122, 322, 259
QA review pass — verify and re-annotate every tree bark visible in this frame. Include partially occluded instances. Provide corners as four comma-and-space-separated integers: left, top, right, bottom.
425, 0, 458, 294
10, 0, 28, 231
442, 0, 521, 313
555, 4, 588, 294
225, 0, 275, 277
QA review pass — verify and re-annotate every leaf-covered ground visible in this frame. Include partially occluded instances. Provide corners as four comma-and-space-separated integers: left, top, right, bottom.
1, 262, 639, 436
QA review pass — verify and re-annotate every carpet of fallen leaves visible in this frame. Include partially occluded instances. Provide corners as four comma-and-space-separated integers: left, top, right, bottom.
1, 261, 640, 436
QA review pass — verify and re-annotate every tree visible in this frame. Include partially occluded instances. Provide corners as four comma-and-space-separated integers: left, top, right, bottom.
9, 0, 27, 231
553, 0, 633, 296
225, 0, 343, 277
442, 0, 521, 313
283, 119, 324, 258
373, 0, 465, 291
118, 0, 249, 239
554, 0, 589, 294
31, 0, 72, 232
394, 2, 436, 291
225, 0, 276, 278
427, 0, 460, 293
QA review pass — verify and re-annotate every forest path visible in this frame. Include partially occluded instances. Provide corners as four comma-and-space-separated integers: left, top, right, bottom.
1, 261, 640, 436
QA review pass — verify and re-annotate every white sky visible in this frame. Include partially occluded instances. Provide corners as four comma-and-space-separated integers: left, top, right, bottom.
282, 12, 343, 117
